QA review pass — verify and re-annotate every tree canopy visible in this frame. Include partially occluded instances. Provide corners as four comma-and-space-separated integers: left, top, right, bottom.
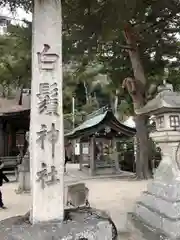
1, 0, 180, 178
1, 0, 180, 103
1, 0, 180, 122
0, 0, 31, 11
0, 20, 31, 96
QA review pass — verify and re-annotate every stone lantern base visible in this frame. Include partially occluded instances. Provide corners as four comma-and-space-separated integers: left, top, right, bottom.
129, 129, 180, 239
131, 161, 180, 240
132, 180, 180, 239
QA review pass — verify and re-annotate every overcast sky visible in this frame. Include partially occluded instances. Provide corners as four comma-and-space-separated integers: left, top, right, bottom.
1, 6, 32, 22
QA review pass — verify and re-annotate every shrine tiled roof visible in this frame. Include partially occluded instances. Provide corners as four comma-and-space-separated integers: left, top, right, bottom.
65, 109, 136, 139
66, 112, 107, 136
0, 90, 31, 116
0, 97, 30, 116
0, 106, 29, 116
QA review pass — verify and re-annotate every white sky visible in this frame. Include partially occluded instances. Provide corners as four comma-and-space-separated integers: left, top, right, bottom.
1, 6, 32, 22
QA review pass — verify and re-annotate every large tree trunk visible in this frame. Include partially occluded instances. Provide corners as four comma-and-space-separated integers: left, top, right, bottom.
123, 23, 152, 179
135, 115, 151, 179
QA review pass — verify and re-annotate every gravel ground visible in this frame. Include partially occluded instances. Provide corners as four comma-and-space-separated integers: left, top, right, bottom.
0, 164, 149, 239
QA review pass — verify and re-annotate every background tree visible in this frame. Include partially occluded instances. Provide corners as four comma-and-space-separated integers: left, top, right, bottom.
1, 0, 180, 178
61, 0, 180, 178
0, 20, 31, 97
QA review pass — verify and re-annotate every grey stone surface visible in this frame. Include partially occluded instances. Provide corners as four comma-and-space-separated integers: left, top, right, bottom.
139, 192, 180, 219
147, 180, 180, 201
0, 213, 112, 240
133, 204, 180, 239
132, 180, 180, 239
65, 183, 89, 207
16, 131, 30, 194
135, 83, 180, 115
128, 213, 169, 240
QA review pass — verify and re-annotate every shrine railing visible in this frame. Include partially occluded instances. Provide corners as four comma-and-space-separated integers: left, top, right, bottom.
95, 155, 116, 168
0, 156, 20, 171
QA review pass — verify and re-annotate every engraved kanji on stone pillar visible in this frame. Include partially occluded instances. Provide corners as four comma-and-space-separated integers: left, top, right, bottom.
37, 83, 59, 116
30, 0, 64, 224
47, 123, 59, 158
37, 44, 59, 71
36, 124, 47, 150
36, 162, 60, 189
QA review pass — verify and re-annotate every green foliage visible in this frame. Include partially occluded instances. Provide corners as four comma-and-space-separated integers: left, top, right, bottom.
0, 21, 31, 96
1, 0, 180, 117
81, 98, 99, 114
61, 0, 180, 116
0, 0, 31, 11
64, 110, 87, 127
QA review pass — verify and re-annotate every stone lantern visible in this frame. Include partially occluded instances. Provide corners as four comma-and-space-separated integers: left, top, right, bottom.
133, 83, 180, 239
16, 131, 30, 194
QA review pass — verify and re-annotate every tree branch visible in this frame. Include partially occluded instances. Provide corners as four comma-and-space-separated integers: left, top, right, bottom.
119, 44, 135, 51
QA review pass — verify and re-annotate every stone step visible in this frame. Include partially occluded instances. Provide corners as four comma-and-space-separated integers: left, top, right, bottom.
134, 203, 180, 239
139, 192, 180, 219
126, 212, 167, 240
147, 181, 180, 202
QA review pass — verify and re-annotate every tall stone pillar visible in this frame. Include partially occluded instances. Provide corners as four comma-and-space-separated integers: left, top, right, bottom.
30, 0, 64, 224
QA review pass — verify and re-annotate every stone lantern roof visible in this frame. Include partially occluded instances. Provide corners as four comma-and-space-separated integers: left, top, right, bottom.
136, 82, 180, 115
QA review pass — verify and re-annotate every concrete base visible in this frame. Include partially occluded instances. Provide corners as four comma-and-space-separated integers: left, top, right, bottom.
0, 209, 113, 240
132, 180, 180, 239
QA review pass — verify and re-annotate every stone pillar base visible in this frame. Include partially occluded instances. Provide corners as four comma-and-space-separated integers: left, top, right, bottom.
132, 179, 180, 239
0, 212, 112, 240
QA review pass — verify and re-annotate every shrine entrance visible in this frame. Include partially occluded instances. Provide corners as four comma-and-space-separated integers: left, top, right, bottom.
0, 109, 29, 171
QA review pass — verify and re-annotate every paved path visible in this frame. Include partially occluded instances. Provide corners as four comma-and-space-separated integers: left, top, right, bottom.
0, 164, 149, 236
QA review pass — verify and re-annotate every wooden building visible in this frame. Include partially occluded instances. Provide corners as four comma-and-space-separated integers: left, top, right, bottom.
65, 107, 136, 176
0, 93, 72, 160
0, 109, 30, 157
0, 92, 30, 158
0, 93, 136, 175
